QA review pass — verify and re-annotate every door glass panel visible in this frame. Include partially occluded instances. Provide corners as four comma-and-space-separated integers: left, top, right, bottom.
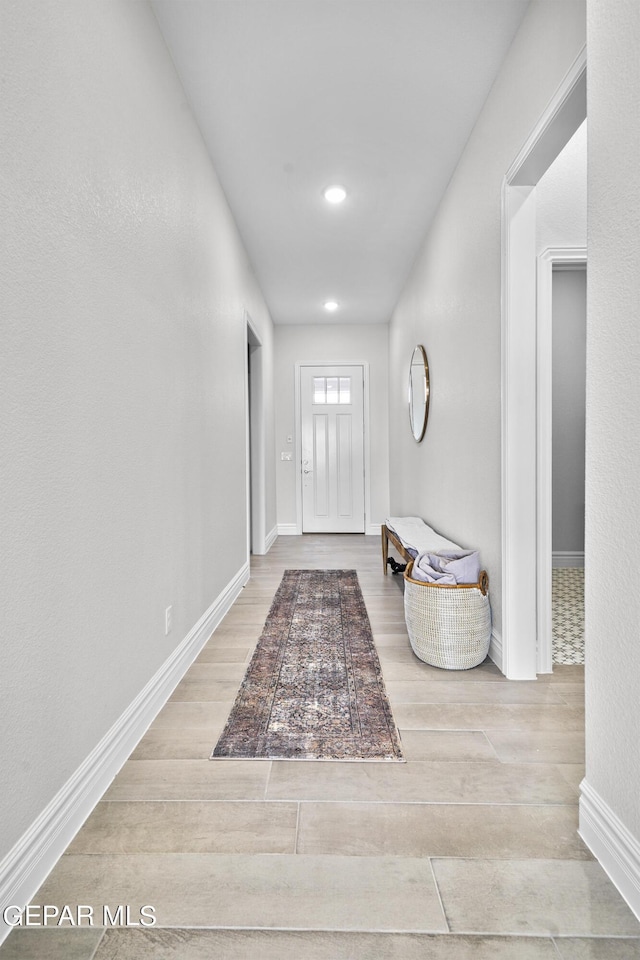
312, 375, 353, 404
313, 377, 326, 404
339, 377, 351, 404
326, 377, 339, 403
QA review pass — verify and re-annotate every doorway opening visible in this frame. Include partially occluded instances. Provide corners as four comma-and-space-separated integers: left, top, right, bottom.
501, 46, 586, 679
537, 253, 586, 671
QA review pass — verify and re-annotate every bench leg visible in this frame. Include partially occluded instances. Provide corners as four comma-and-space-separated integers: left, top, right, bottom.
381, 524, 388, 575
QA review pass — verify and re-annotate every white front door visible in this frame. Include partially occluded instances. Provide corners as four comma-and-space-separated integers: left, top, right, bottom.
300, 365, 365, 533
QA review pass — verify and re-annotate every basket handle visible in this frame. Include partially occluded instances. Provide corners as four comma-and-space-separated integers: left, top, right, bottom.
479, 570, 489, 596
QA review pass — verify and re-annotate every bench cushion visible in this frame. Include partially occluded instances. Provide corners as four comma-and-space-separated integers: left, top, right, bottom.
385, 516, 462, 559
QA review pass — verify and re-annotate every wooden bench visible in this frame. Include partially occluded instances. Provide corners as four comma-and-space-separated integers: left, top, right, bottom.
382, 518, 464, 575
381, 523, 413, 574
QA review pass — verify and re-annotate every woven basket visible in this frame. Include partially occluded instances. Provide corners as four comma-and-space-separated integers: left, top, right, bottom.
403, 561, 491, 670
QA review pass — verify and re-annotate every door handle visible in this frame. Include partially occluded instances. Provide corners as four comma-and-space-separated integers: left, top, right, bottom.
303, 469, 313, 474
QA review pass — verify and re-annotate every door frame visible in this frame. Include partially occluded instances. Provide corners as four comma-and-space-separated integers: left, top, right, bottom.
536, 247, 587, 674
294, 361, 371, 536
245, 312, 267, 557
501, 45, 586, 679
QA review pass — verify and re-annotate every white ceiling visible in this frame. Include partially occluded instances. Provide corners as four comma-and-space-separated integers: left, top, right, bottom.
151, 0, 529, 325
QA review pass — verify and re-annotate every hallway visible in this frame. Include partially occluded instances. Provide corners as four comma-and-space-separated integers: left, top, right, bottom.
3, 535, 639, 959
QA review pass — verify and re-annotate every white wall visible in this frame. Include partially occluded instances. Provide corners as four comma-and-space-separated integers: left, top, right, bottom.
274, 324, 390, 532
388, 0, 586, 636
582, 0, 640, 894
0, 0, 274, 862
552, 269, 586, 554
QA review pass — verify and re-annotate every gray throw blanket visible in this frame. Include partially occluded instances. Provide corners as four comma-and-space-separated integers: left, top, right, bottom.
411, 549, 480, 585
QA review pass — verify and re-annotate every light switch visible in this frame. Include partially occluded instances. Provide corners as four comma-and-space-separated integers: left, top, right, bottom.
281, 452, 293, 461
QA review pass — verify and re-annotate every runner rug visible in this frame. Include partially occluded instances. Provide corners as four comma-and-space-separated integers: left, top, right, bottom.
211, 569, 404, 761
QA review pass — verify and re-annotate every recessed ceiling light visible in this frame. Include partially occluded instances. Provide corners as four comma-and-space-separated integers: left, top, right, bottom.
323, 185, 347, 204
324, 300, 339, 312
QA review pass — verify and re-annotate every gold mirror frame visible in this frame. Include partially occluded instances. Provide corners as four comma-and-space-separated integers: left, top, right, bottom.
408, 344, 430, 442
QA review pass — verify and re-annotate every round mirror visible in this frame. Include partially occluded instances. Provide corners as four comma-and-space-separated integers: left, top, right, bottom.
408, 344, 430, 442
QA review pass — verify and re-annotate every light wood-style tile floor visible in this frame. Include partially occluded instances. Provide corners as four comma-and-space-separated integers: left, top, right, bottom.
3, 535, 640, 959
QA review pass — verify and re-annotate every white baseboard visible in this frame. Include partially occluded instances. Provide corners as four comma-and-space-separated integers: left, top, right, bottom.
579, 779, 640, 921
489, 628, 503, 672
277, 523, 381, 537
265, 525, 278, 552
277, 523, 300, 536
553, 550, 584, 568
0, 561, 249, 945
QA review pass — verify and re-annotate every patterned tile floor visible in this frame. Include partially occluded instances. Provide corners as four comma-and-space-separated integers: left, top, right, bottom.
552, 567, 585, 665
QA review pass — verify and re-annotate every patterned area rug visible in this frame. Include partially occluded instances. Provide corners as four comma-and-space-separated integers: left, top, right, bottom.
211, 569, 404, 761
552, 567, 585, 664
